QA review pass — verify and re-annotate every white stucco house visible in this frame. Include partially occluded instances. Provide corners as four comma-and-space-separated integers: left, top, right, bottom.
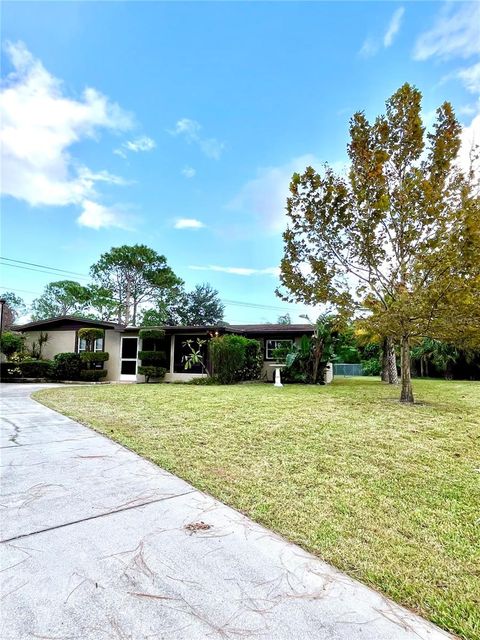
14, 316, 334, 384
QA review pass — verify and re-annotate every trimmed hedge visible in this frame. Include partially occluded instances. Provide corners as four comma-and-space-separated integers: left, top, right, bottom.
1, 359, 53, 379
80, 351, 110, 363
80, 369, 108, 381
77, 327, 104, 342
139, 328, 165, 340
209, 335, 262, 384
52, 352, 83, 380
138, 365, 167, 383
138, 350, 166, 363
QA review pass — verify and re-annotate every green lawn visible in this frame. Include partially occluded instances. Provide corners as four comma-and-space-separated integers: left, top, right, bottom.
35, 378, 480, 640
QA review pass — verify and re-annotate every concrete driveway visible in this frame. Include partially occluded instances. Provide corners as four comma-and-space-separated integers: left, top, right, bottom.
1, 384, 452, 640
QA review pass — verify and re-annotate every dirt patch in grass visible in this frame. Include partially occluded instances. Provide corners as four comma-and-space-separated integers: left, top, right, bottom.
35, 377, 480, 640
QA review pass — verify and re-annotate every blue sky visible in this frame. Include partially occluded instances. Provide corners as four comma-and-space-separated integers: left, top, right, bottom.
1, 1, 479, 323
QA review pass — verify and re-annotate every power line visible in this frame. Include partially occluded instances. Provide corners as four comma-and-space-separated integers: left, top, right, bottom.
1, 257, 304, 314
0, 256, 88, 278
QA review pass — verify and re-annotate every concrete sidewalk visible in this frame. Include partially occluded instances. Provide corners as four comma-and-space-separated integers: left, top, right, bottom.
0, 383, 452, 639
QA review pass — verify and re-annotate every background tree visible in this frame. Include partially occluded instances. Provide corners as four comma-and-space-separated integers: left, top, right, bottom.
277, 312, 292, 324
277, 83, 480, 403
86, 285, 119, 322
31, 281, 91, 320
176, 283, 225, 325
0, 292, 26, 328
90, 244, 183, 325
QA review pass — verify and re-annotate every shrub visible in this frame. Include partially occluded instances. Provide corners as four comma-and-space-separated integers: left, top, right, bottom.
52, 352, 83, 380
0, 359, 52, 379
209, 334, 261, 384
138, 350, 166, 363
239, 339, 263, 380
80, 351, 109, 363
77, 327, 104, 343
139, 328, 165, 340
361, 358, 381, 376
0, 331, 25, 358
138, 365, 167, 383
80, 369, 108, 381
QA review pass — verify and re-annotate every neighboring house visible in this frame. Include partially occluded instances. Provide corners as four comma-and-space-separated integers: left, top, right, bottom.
14, 316, 333, 383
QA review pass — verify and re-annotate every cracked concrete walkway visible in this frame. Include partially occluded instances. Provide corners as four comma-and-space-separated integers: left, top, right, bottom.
1, 383, 452, 639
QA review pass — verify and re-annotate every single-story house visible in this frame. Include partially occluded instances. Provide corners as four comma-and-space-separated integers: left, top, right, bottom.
14, 316, 333, 384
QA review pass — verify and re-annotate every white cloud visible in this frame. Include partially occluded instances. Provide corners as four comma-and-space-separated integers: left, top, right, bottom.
169, 118, 224, 159
174, 218, 205, 229
0, 41, 132, 213
359, 6, 405, 58
189, 265, 280, 277
457, 62, 480, 94
229, 154, 319, 233
383, 7, 405, 47
413, 2, 480, 61
76, 200, 134, 230
114, 135, 155, 158
181, 166, 196, 178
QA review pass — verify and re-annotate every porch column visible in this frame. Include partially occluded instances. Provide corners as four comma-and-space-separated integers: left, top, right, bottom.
169, 335, 174, 374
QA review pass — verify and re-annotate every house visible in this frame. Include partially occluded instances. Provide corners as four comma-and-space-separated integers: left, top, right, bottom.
14, 316, 334, 383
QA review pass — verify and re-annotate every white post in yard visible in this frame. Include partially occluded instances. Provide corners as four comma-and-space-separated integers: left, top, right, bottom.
274, 366, 283, 388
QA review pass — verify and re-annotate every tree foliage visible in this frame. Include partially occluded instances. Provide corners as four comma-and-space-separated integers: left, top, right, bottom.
90, 244, 183, 325
0, 292, 26, 329
31, 281, 91, 320
176, 283, 225, 325
278, 83, 480, 403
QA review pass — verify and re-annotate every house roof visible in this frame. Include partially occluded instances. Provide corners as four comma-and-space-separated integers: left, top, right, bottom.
13, 316, 121, 331
229, 324, 314, 334
14, 316, 314, 335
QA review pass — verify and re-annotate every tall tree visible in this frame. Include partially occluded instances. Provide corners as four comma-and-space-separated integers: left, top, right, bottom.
277, 83, 480, 403
0, 292, 26, 328
31, 281, 91, 320
176, 283, 225, 325
90, 244, 183, 325
86, 285, 119, 322
277, 313, 292, 325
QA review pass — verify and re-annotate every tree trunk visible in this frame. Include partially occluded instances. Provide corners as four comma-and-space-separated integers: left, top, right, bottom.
387, 338, 398, 384
380, 338, 389, 382
400, 335, 414, 403
420, 357, 424, 378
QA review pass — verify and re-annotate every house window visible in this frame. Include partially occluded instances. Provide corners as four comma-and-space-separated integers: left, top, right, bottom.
265, 339, 293, 360
77, 337, 104, 353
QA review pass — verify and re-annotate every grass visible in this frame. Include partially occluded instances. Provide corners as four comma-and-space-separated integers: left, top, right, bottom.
35, 377, 480, 640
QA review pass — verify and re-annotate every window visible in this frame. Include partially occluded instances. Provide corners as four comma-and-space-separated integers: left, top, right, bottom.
77, 337, 104, 353
265, 339, 293, 360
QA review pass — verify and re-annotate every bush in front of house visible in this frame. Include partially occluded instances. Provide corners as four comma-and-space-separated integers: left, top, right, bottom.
77, 328, 109, 381
80, 351, 109, 364
77, 327, 104, 346
0, 331, 25, 358
0, 359, 53, 380
138, 327, 167, 382
209, 334, 262, 384
138, 365, 167, 383
80, 369, 108, 381
138, 328, 165, 340
138, 350, 166, 363
52, 352, 83, 380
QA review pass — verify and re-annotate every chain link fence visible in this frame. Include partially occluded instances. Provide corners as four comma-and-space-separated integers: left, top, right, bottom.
333, 363, 364, 377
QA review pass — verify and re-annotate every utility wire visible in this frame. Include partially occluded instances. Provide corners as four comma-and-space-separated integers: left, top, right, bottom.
0, 256, 88, 278
1, 257, 303, 314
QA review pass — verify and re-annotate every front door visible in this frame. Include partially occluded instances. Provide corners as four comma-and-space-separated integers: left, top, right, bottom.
120, 337, 138, 381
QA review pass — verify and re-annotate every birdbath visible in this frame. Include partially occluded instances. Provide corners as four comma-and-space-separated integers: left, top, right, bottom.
269, 363, 286, 388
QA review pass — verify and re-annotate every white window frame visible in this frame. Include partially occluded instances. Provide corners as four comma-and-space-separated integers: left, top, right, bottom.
265, 339, 293, 361
78, 337, 104, 353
